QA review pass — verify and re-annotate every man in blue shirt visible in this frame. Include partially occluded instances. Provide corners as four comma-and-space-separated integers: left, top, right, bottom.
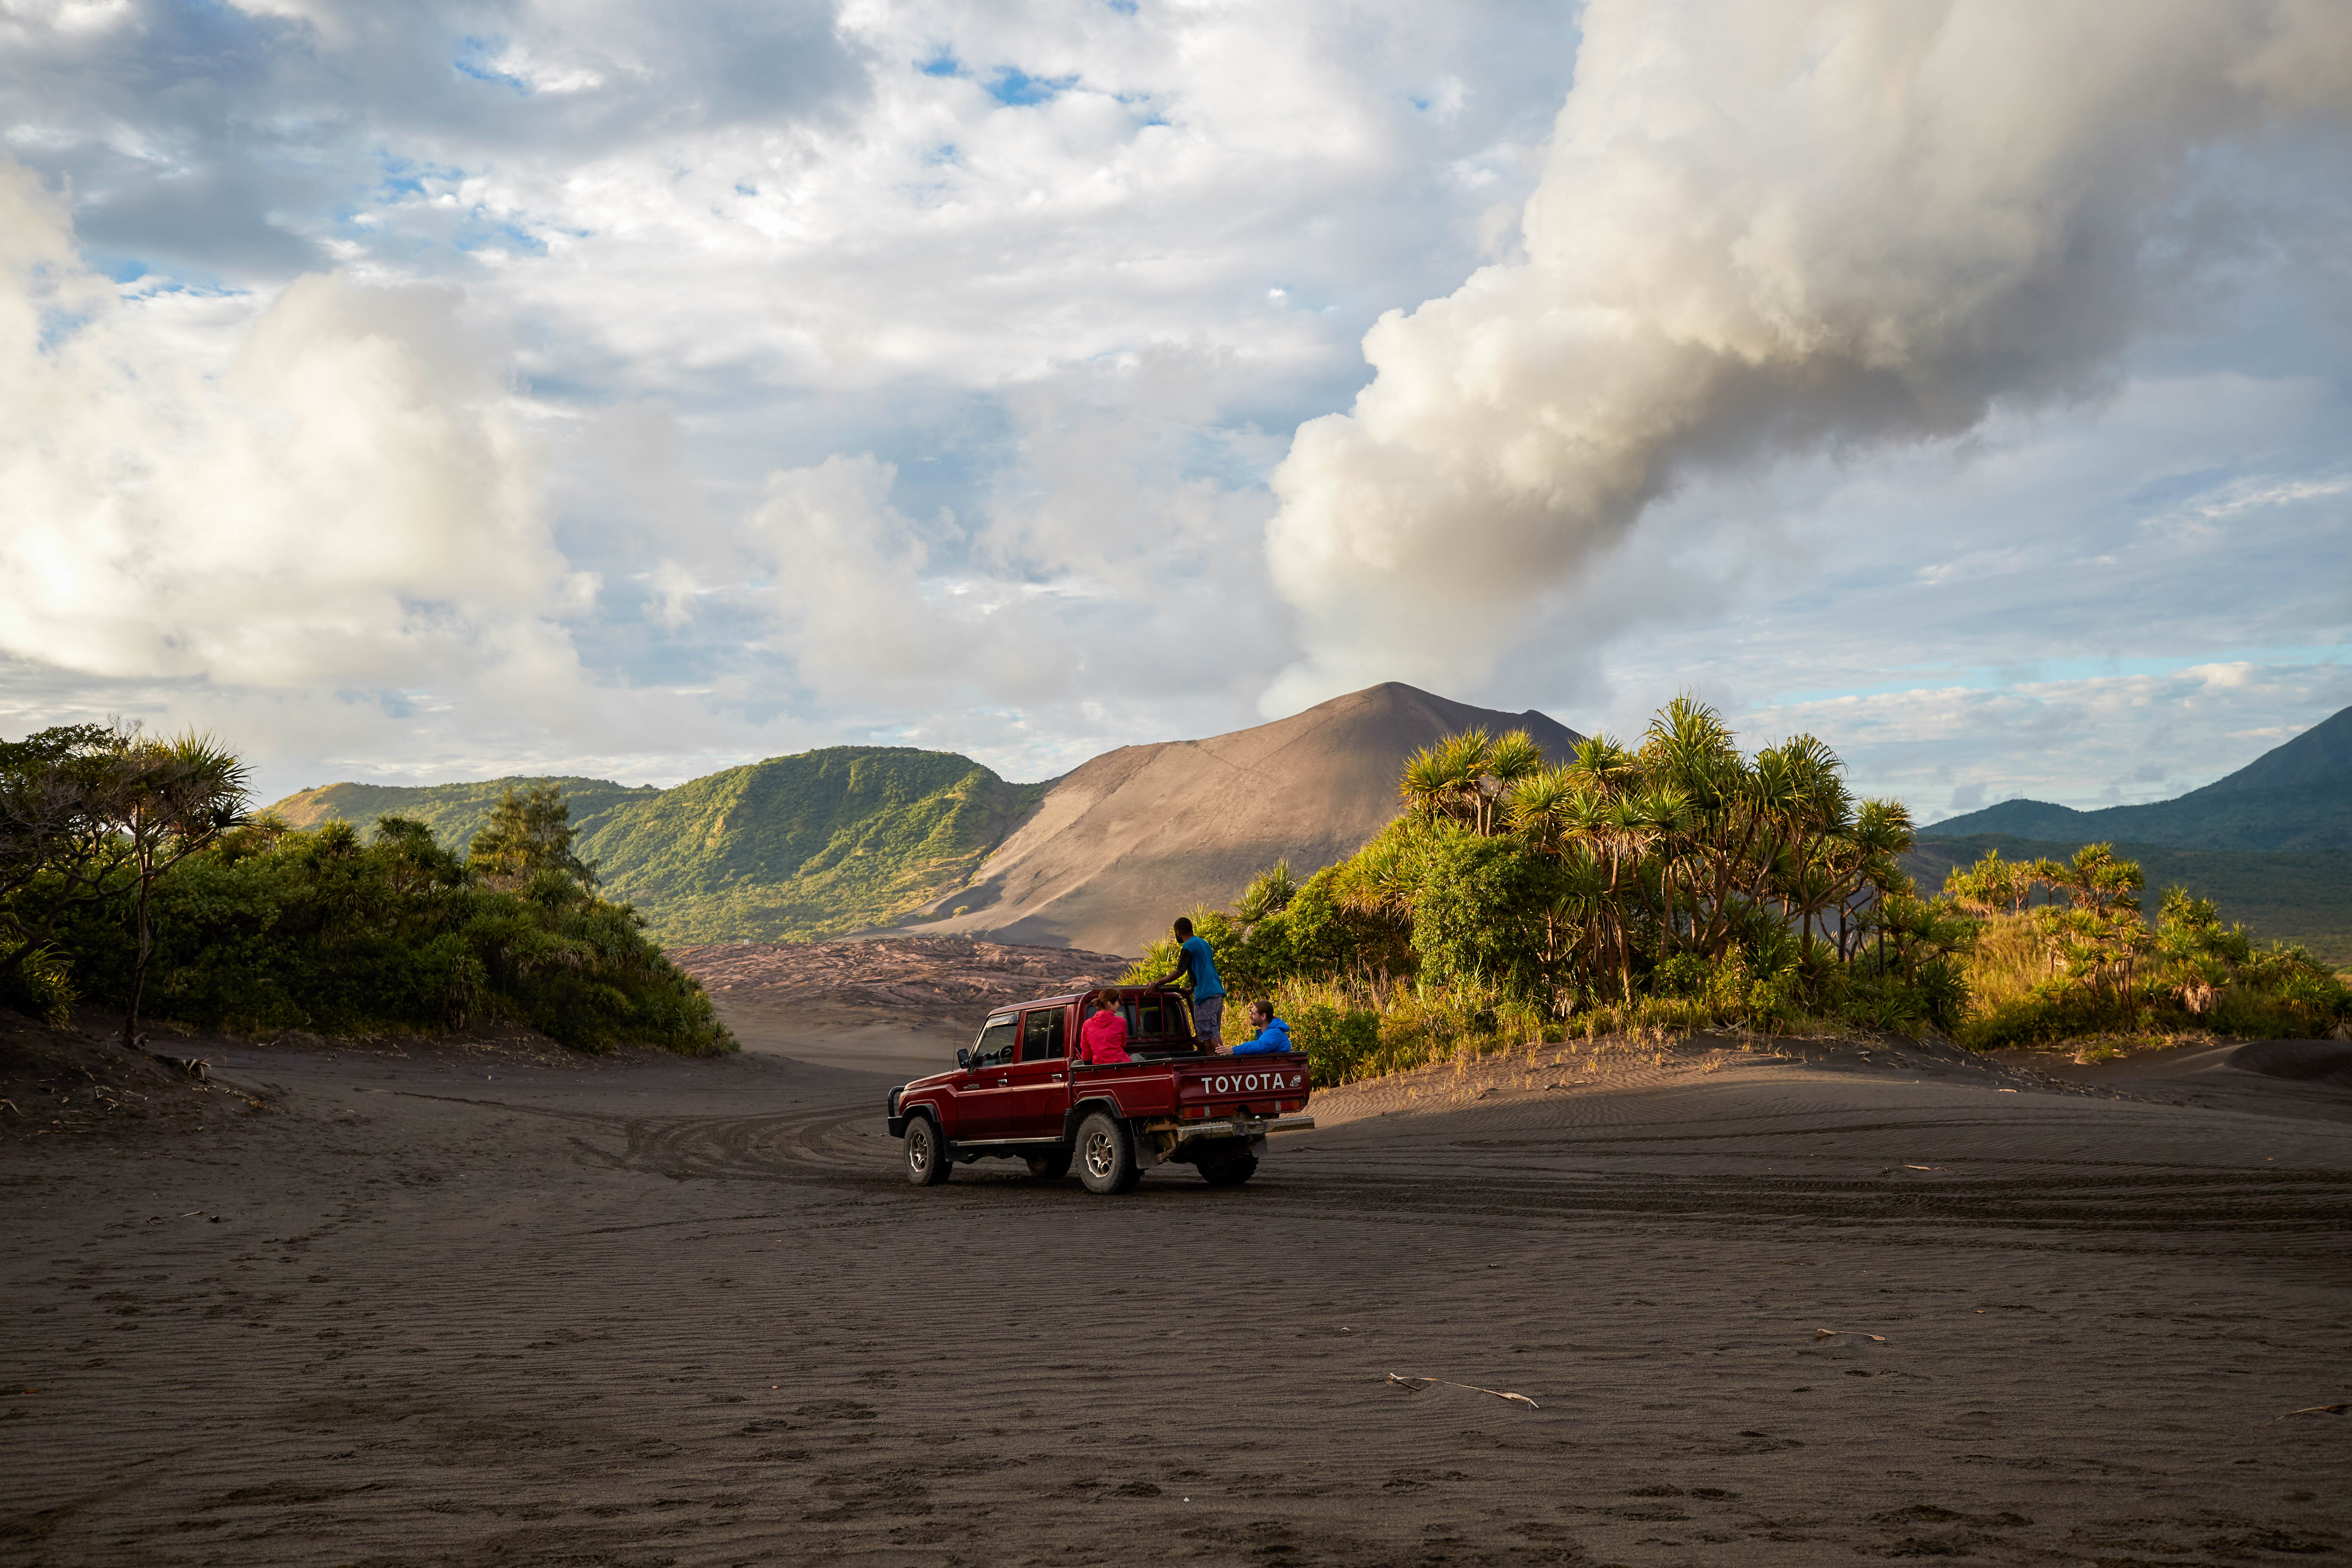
1229, 1000, 1292, 1056
1149, 916, 1227, 1046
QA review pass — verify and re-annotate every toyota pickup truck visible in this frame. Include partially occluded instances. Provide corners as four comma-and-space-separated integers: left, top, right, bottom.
884, 986, 1314, 1192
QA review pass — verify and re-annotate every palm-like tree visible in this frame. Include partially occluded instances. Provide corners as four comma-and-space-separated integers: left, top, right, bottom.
1399, 746, 1455, 827
1335, 835, 1419, 923
111, 732, 250, 1048
1502, 764, 1580, 855
1235, 860, 1299, 926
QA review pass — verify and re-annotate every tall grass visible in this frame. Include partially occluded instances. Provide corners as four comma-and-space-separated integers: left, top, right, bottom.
1960, 914, 2058, 1017
1263, 971, 1812, 1086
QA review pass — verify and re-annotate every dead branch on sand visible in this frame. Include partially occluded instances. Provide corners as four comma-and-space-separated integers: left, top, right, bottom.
1386, 1372, 1539, 1409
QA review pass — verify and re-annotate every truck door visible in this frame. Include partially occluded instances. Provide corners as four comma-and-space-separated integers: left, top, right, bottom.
952, 1014, 1022, 1137
999, 1004, 1072, 1136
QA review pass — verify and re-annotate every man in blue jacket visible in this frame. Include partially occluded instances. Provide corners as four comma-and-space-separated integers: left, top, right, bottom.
1149, 916, 1227, 1046
1229, 1000, 1292, 1056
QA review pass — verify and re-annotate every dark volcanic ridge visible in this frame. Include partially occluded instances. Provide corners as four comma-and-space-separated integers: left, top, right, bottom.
1924, 702, 2352, 852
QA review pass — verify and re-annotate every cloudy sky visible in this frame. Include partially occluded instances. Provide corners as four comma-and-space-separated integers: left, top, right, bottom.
3, 0, 2348, 819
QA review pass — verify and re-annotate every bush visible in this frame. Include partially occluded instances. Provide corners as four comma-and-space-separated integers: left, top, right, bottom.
1286, 998, 1382, 1085
1408, 830, 1561, 1000
0, 940, 76, 1025
37, 818, 733, 1055
1956, 889, 2349, 1050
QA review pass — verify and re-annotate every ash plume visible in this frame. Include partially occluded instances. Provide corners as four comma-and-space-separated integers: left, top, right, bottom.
1263, 0, 2352, 704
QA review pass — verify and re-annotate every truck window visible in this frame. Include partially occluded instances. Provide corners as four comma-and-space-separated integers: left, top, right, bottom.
1020, 1008, 1066, 1061
1128, 994, 1191, 1040
973, 1015, 1018, 1068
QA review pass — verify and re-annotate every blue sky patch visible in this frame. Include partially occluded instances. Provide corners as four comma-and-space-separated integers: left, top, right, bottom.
988, 68, 1078, 107
453, 36, 531, 94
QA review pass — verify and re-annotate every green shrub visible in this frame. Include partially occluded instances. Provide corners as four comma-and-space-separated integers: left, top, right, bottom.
0, 940, 76, 1026
1287, 999, 1382, 1085
34, 817, 732, 1055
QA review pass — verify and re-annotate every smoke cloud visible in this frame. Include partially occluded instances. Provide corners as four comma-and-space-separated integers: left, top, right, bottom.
1264, 0, 2352, 707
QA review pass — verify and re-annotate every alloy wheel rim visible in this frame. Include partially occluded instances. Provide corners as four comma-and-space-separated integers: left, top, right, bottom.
1085, 1131, 1113, 1178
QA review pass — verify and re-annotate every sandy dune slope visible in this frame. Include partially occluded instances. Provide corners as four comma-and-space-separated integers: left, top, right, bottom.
3, 1009, 2347, 1566
906, 681, 1584, 953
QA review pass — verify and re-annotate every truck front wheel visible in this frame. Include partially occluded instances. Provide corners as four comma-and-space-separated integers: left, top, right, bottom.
905, 1114, 951, 1186
1075, 1111, 1141, 1194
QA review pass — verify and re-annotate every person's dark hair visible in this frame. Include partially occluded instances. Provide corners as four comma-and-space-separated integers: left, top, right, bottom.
1173, 916, 1194, 937
1250, 998, 1272, 1018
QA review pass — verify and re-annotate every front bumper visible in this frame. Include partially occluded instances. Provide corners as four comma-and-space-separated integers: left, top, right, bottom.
886, 1087, 907, 1138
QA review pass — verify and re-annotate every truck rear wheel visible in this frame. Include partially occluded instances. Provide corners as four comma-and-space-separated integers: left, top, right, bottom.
1197, 1147, 1258, 1188
1075, 1111, 1141, 1194
904, 1114, 951, 1186
1026, 1149, 1072, 1180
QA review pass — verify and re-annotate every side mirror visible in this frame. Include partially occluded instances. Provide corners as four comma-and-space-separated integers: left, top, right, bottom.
956, 1048, 973, 1070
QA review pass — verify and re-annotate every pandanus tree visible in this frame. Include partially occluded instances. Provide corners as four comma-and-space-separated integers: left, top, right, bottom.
1400, 727, 1548, 837
2040, 843, 2150, 1002
1234, 860, 1299, 926
110, 732, 251, 1047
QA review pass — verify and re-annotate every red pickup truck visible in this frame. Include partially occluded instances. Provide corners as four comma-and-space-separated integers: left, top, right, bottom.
885, 986, 1314, 1193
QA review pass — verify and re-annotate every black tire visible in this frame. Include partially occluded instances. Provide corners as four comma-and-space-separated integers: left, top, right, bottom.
904, 1114, 951, 1186
1197, 1147, 1258, 1188
1075, 1110, 1141, 1194
1026, 1148, 1073, 1180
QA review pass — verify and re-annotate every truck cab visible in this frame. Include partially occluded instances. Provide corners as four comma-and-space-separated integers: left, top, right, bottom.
885, 986, 1313, 1193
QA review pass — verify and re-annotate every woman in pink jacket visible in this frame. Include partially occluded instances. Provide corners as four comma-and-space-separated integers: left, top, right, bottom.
1076, 989, 1131, 1065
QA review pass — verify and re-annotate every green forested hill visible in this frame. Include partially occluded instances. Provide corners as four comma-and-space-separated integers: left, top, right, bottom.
1903, 833, 2352, 967
584, 748, 1047, 943
265, 748, 1047, 943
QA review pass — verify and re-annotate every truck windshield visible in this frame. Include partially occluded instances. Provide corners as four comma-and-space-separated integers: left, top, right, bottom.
972, 1016, 1018, 1068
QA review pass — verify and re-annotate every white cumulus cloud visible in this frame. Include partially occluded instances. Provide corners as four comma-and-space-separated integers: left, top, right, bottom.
0, 154, 588, 698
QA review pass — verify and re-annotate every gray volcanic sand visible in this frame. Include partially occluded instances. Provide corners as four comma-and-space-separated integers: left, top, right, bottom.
3, 1026, 2349, 1566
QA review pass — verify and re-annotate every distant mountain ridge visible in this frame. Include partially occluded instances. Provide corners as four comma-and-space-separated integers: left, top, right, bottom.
264, 683, 1585, 954
1921, 706, 2352, 852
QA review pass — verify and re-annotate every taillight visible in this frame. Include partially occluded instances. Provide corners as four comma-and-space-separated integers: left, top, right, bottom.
1182, 1105, 1205, 1118
1280, 1099, 1301, 1112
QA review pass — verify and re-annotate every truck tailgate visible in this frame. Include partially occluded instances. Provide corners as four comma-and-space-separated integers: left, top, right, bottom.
1172, 1054, 1311, 1121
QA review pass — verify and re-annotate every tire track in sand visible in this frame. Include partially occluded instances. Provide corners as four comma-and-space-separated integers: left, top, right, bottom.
564, 1090, 2352, 1249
